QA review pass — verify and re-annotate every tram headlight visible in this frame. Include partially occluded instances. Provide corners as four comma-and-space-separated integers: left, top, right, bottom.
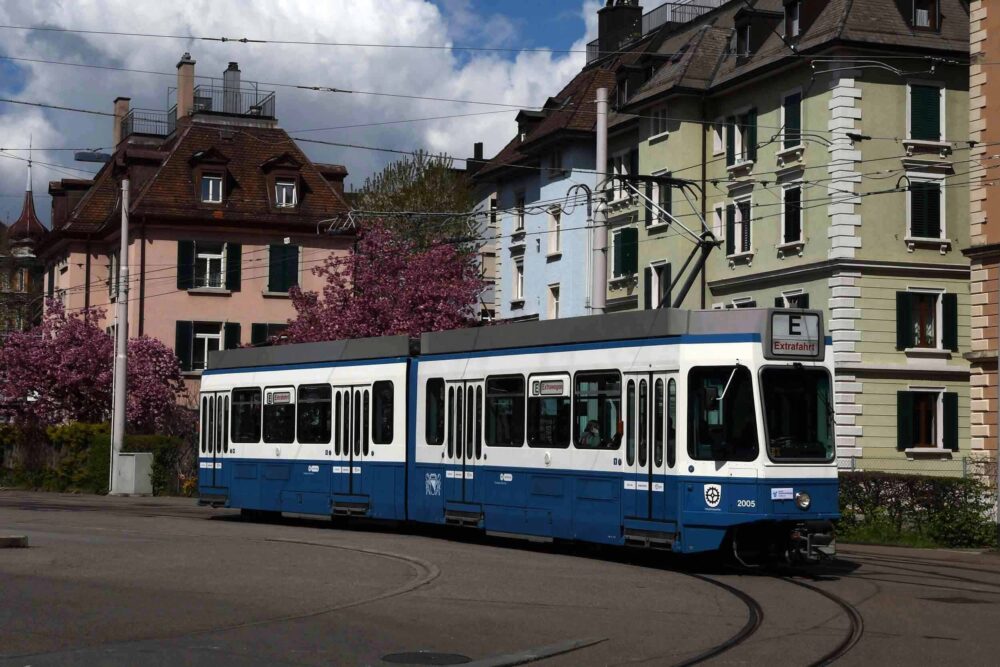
795, 491, 812, 510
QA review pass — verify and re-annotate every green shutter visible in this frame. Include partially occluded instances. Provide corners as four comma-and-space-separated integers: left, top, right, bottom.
725, 204, 736, 256
622, 227, 638, 274
910, 85, 941, 141
175, 321, 193, 371
942, 292, 958, 352
897, 391, 914, 450
739, 200, 752, 252
896, 291, 913, 350
644, 182, 653, 226
251, 323, 268, 346
225, 243, 241, 292
746, 109, 758, 161
223, 322, 241, 350
775, 297, 784, 308
177, 241, 195, 290
725, 118, 735, 166
613, 232, 623, 277
783, 93, 801, 149
268, 245, 285, 292
942, 392, 959, 451
925, 183, 941, 238
799, 293, 810, 309
284, 245, 299, 290
784, 187, 801, 243
643, 267, 652, 310
910, 182, 941, 238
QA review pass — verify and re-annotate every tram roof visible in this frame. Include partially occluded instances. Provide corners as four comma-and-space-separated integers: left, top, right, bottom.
420, 308, 779, 355
208, 334, 412, 370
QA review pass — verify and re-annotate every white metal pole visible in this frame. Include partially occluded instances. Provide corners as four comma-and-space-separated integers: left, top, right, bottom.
109, 179, 129, 495
592, 87, 608, 315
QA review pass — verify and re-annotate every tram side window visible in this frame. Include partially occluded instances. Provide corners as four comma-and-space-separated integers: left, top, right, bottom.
372, 381, 394, 444
667, 378, 677, 467
485, 376, 525, 447
263, 391, 295, 444
574, 372, 622, 450
297, 384, 332, 444
688, 366, 758, 462
231, 388, 262, 443
201, 396, 209, 453
527, 386, 571, 449
426, 378, 445, 445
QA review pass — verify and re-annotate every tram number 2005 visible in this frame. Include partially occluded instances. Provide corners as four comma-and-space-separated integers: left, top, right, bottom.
736, 499, 756, 509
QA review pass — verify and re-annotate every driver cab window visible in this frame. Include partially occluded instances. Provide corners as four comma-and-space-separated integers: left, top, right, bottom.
688, 366, 758, 462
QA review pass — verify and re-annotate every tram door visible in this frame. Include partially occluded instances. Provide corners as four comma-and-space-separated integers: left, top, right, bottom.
444, 380, 484, 504
199, 392, 229, 488
623, 373, 671, 522
332, 385, 369, 496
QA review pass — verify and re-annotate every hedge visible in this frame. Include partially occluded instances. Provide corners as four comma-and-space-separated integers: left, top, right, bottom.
839, 471, 997, 548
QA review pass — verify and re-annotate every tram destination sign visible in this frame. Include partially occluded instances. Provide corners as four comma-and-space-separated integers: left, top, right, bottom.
766, 311, 823, 360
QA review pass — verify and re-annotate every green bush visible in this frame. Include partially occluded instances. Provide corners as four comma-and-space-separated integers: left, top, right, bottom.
839, 471, 997, 549
46, 423, 110, 493
122, 434, 186, 496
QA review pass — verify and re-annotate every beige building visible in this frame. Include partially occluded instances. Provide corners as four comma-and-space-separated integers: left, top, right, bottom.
39, 55, 354, 398
598, 0, 970, 472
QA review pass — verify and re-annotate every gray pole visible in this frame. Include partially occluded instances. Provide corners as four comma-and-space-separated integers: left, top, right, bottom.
592, 87, 608, 315
109, 178, 129, 495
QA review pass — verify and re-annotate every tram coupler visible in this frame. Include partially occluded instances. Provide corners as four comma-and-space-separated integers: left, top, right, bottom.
788, 520, 836, 563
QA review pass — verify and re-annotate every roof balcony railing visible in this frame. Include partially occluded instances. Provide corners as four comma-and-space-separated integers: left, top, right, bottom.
191, 84, 276, 119
120, 108, 172, 138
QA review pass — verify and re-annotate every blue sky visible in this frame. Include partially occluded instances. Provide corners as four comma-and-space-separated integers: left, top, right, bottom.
434, 0, 593, 53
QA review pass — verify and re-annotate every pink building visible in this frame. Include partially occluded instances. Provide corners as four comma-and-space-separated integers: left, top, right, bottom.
38, 54, 354, 398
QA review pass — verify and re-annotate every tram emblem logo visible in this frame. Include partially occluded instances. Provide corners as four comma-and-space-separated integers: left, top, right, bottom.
703, 484, 722, 509
425, 473, 442, 496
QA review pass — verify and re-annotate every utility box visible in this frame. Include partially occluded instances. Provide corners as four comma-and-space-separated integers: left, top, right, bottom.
114, 453, 154, 495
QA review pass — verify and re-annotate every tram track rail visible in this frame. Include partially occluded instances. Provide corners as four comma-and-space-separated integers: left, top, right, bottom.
671, 573, 765, 666
779, 576, 865, 667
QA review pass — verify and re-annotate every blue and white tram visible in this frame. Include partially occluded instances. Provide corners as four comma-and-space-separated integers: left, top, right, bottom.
198, 308, 838, 560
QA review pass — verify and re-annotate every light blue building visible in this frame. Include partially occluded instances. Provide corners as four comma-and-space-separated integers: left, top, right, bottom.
474, 66, 616, 322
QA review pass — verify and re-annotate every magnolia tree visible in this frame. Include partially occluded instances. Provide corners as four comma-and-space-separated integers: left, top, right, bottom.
284, 221, 485, 343
0, 301, 188, 434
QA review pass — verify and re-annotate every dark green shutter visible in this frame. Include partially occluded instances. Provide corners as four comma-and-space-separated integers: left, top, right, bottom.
643, 267, 652, 310
725, 204, 736, 256
268, 245, 282, 292
799, 293, 810, 309
942, 392, 959, 451
784, 93, 801, 149
910, 182, 941, 238
746, 109, 758, 161
896, 291, 913, 350
784, 187, 801, 243
925, 183, 941, 238
284, 245, 299, 290
739, 200, 752, 252
725, 118, 735, 166
662, 182, 672, 218
910, 85, 941, 141
225, 243, 241, 292
622, 227, 638, 275
897, 391, 914, 450
175, 321, 193, 371
177, 241, 194, 290
942, 293, 958, 352
251, 323, 268, 346
223, 322, 241, 350
644, 182, 653, 226
613, 232, 623, 277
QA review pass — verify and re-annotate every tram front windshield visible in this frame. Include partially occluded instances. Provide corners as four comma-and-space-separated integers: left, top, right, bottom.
762, 367, 834, 462
688, 366, 758, 462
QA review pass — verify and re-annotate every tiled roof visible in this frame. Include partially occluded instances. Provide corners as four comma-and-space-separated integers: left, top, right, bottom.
9, 189, 46, 242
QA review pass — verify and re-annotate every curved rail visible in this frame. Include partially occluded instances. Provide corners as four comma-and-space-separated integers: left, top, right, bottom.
780, 577, 864, 667
671, 573, 765, 666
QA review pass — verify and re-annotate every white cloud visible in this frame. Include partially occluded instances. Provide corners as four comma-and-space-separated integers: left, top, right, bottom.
0, 0, 595, 224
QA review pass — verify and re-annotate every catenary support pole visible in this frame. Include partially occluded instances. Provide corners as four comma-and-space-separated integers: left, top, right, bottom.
109, 178, 129, 495
592, 87, 608, 315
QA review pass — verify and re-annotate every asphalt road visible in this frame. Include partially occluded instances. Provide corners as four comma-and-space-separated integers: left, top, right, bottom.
1, 491, 999, 666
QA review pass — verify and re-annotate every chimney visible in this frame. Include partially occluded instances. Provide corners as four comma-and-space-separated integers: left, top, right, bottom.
176, 52, 196, 120
467, 141, 485, 176
598, 0, 643, 56
112, 97, 130, 147
474, 142, 484, 161
223, 62, 241, 114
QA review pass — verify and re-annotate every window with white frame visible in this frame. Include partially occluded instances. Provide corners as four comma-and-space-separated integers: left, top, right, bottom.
896, 289, 957, 351
897, 387, 957, 451
909, 83, 943, 142
489, 197, 498, 230
195, 242, 226, 288
612, 227, 638, 278
785, 0, 801, 37
725, 197, 752, 256
713, 203, 724, 241
725, 109, 758, 166
513, 258, 524, 302
548, 207, 561, 255
515, 194, 525, 231
731, 297, 756, 309
775, 290, 809, 309
193, 322, 223, 371
201, 174, 223, 203
782, 184, 803, 244
644, 261, 670, 310
275, 179, 297, 208
548, 284, 560, 319
908, 178, 943, 239
911, 0, 939, 31
608, 150, 636, 201
650, 171, 672, 226
650, 107, 669, 137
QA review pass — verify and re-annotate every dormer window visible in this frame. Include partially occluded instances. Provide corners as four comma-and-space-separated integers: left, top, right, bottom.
201, 174, 223, 204
912, 0, 939, 31
785, 1, 801, 38
275, 179, 297, 208
734, 22, 751, 57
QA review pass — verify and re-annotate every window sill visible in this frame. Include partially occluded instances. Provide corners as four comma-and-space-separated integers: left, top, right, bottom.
509, 299, 525, 309
776, 241, 805, 258
776, 144, 805, 167
904, 347, 952, 359
648, 131, 669, 145
903, 139, 951, 158
726, 251, 754, 268
645, 221, 671, 233
905, 237, 950, 254
609, 274, 636, 289
545, 252, 562, 262
726, 159, 754, 178
187, 287, 232, 296
904, 447, 953, 458
262, 290, 292, 299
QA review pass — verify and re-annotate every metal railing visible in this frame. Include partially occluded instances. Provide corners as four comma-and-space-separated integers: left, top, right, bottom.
586, 1, 726, 64
838, 455, 998, 482
120, 108, 172, 138
191, 84, 276, 118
